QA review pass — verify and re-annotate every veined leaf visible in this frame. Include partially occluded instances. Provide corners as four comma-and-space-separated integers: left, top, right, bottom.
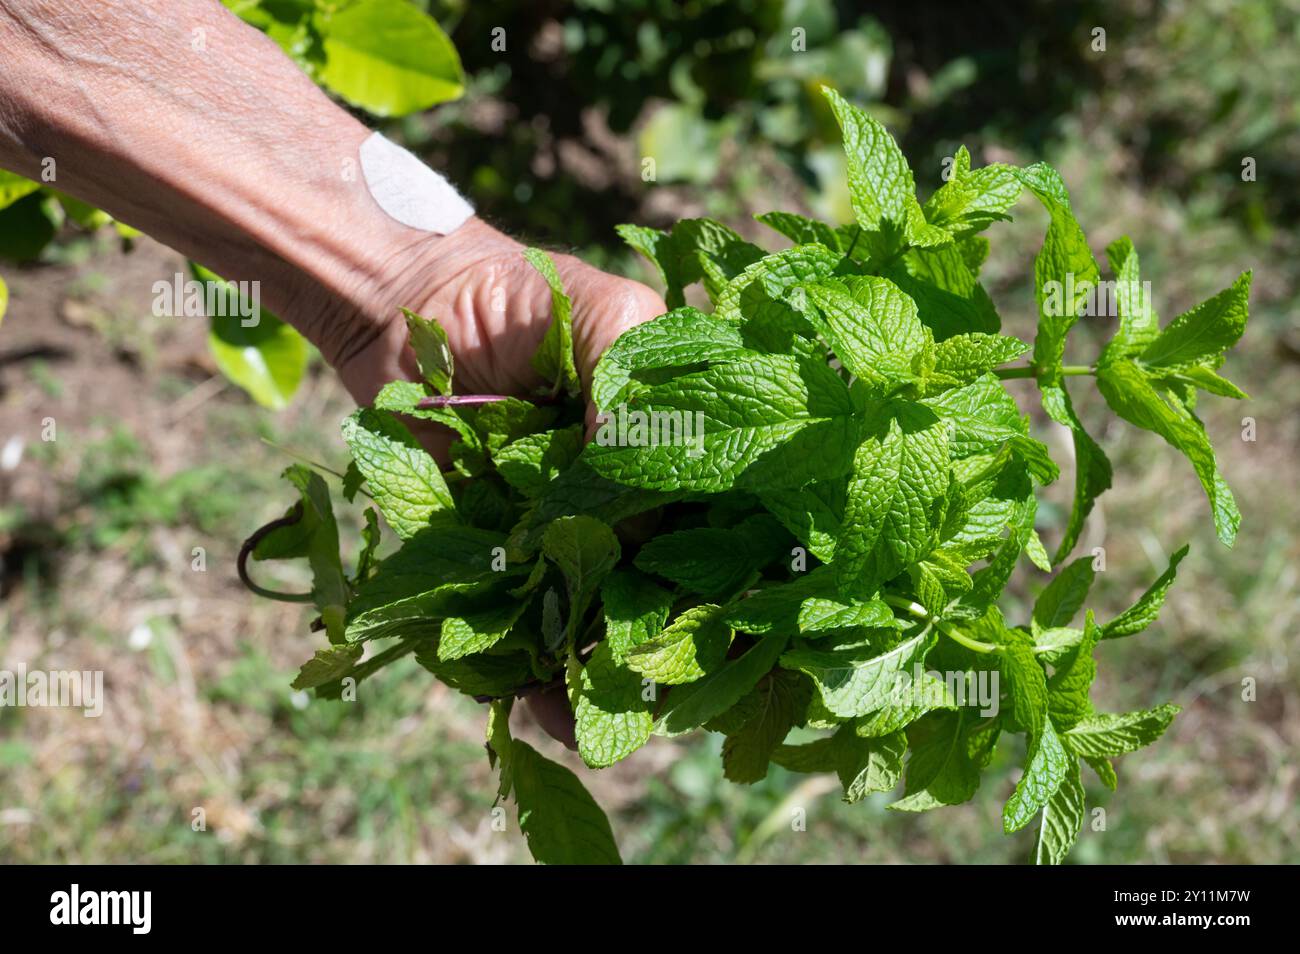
524, 248, 582, 398
1034, 759, 1085, 865
584, 352, 860, 493
1062, 704, 1180, 758
512, 740, 622, 864
317, 0, 463, 116
1097, 360, 1239, 546
342, 407, 455, 539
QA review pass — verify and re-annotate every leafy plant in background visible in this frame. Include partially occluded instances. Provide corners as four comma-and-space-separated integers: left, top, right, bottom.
420, 0, 952, 240
244, 85, 1250, 865
223, 0, 464, 117
0, 0, 464, 409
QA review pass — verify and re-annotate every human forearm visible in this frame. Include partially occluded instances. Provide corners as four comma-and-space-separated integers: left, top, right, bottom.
0, 0, 438, 367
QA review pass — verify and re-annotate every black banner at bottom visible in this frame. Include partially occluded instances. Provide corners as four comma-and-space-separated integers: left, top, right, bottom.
0, 863, 1278, 939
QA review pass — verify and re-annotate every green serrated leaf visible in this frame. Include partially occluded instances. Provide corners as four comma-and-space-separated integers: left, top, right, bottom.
1140, 271, 1251, 371
625, 604, 732, 685
574, 639, 654, 768
655, 635, 789, 736
721, 669, 809, 783
292, 643, 363, 690
342, 408, 455, 539
542, 516, 620, 642
633, 514, 789, 598
781, 629, 932, 718
832, 725, 906, 802
317, 0, 463, 116
1034, 759, 1085, 864
835, 401, 949, 593
524, 248, 581, 398
1062, 704, 1180, 758
591, 306, 747, 411
401, 308, 453, 395
1103, 545, 1189, 638
1033, 557, 1096, 630
511, 739, 622, 864
1097, 360, 1239, 546
584, 352, 860, 493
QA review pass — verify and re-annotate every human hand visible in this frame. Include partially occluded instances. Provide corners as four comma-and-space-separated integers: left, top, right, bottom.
310, 217, 666, 747
322, 217, 666, 420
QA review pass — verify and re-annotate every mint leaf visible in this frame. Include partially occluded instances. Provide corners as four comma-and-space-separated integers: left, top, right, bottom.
634, 514, 789, 598
291, 644, 363, 690
1032, 557, 1096, 630
341, 408, 454, 539
721, 668, 809, 783
923, 146, 1021, 239
890, 710, 986, 812
542, 516, 620, 642
416, 644, 533, 698
574, 639, 653, 768
401, 308, 453, 395
801, 276, 931, 392
759, 477, 845, 562
822, 86, 943, 258
933, 332, 1030, 383
523, 248, 581, 398
1034, 759, 1085, 865
1046, 612, 1100, 731
922, 373, 1030, 459
781, 629, 932, 718
1085, 755, 1118, 791
1062, 704, 1180, 758
599, 569, 674, 658
625, 604, 732, 685
277, 465, 350, 642
1040, 383, 1113, 562
438, 598, 531, 661
832, 726, 907, 802
1140, 271, 1251, 371
1004, 717, 1070, 834
511, 739, 622, 864
1019, 162, 1101, 380
723, 568, 839, 635
835, 401, 949, 593
796, 596, 897, 634
655, 635, 789, 736
1099, 237, 1160, 364
1097, 360, 1240, 546
584, 352, 860, 493
591, 306, 747, 412
888, 245, 1002, 339
771, 738, 837, 773
715, 243, 844, 322
617, 218, 764, 308
755, 211, 842, 250
1103, 544, 1189, 638
495, 426, 584, 498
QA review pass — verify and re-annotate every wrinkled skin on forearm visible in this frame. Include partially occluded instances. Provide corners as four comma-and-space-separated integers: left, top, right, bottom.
0, 0, 662, 403
0, 0, 664, 743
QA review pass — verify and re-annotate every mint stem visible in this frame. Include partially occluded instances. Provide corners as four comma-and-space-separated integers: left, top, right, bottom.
995, 364, 1093, 380
882, 594, 998, 654
936, 620, 998, 654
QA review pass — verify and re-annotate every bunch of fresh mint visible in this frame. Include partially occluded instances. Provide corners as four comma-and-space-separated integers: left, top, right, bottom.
243, 87, 1250, 865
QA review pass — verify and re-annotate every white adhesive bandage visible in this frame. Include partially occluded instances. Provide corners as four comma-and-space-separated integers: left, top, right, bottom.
359, 131, 474, 234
